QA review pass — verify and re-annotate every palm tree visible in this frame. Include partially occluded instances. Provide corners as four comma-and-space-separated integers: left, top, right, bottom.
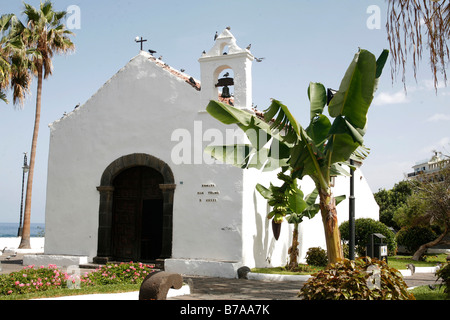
386, 0, 450, 90
0, 13, 32, 105
2, 2, 75, 249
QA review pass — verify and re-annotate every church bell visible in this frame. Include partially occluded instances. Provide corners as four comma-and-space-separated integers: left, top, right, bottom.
221, 85, 231, 98
216, 76, 234, 99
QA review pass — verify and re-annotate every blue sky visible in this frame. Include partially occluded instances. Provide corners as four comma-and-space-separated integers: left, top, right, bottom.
0, 0, 449, 223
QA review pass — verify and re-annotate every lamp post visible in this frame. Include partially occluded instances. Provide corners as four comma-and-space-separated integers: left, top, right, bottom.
349, 159, 356, 260
18, 152, 29, 237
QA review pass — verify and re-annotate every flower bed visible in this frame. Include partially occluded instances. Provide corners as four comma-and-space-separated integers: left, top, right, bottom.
0, 262, 155, 296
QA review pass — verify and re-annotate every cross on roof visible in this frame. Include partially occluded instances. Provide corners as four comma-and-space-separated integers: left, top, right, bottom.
135, 36, 147, 51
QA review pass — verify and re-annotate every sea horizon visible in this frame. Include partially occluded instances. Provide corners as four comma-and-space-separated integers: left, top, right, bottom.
0, 222, 45, 237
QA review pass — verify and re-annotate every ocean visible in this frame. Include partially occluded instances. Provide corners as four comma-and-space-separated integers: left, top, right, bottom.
0, 222, 45, 237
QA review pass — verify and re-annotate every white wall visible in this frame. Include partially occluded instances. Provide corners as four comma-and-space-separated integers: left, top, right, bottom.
45, 52, 245, 261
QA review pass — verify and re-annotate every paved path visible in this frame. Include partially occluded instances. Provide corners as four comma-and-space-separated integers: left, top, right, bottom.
0, 253, 443, 300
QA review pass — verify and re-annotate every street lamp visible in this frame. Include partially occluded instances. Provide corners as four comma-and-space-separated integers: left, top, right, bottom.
18, 152, 29, 237
349, 159, 355, 260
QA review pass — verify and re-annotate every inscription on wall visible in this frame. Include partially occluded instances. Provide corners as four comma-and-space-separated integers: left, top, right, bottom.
198, 183, 219, 202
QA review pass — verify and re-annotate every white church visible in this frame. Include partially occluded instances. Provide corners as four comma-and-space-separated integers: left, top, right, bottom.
25, 29, 379, 278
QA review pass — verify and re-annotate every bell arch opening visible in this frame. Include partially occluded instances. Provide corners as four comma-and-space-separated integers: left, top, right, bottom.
95, 153, 176, 263
215, 66, 234, 105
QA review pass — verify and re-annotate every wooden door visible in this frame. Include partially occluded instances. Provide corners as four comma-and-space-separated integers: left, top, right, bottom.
112, 166, 163, 261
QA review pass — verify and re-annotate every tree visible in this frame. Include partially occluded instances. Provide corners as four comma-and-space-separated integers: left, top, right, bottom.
0, 13, 31, 104
206, 48, 388, 264
404, 165, 450, 260
255, 172, 322, 270
2, 2, 75, 248
374, 180, 413, 229
386, 0, 450, 90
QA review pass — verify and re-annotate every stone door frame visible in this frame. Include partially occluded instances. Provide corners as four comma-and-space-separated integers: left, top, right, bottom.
95, 153, 175, 263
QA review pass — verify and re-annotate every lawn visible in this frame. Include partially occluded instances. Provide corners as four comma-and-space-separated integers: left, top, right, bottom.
251, 254, 448, 275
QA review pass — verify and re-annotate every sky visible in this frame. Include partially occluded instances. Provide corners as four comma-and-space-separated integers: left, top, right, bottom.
0, 0, 449, 223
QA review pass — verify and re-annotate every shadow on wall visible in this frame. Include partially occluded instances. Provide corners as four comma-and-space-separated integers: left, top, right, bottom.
252, 191, 287, 268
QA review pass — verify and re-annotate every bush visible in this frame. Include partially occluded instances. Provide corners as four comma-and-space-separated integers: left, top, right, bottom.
0, 261, 155, 296
436, 262, 450, 299
305, 247, 328, 267
83, 262, 154, 286
339, 218, 397, 256
299, 257, 415, 300
395, 226, 437, 254
0, 264, 68, 295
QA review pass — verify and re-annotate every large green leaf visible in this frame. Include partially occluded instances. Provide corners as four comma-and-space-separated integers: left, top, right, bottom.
308, 82, 327, 120
255, 183, 272, 200
204, 144, 253, 168
263, 99, 301, 143
306, 114, 331, 149
328, 49, 376, 129
288, 187, 307, 214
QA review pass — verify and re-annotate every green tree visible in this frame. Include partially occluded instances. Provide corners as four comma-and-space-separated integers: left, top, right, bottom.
340, 218, 397, 257
1, 2, 75, 248
0, 13, 31, 104
374, 180, 413, 229
403, 166, 450, 260
206, 48, 388, 264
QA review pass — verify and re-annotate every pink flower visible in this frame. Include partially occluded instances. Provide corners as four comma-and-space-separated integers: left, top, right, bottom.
19, 283, 24, 287
22, 274, 27, 278
7, 290, 12, 294
15, 281, 20, 285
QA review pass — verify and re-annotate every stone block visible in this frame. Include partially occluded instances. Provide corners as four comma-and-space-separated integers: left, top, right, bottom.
139, 271, 183, 300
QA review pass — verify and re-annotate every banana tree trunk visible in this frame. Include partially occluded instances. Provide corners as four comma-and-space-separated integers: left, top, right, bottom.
19, 66, 42, 249
318, 188, 344, 264
287, 224, 299, 270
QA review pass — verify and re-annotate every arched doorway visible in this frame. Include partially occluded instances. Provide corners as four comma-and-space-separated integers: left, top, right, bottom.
112, 166, 164, 261
95, 154, 176, 263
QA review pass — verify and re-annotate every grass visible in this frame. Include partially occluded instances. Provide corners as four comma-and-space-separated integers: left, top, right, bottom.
0, 283, 141, 300
251, 254, 449, 300
410, 285, 447, 300
387, 254, 446, 270
251, 254, 448, 276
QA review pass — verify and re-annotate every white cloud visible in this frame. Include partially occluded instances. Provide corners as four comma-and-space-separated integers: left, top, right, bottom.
420, 137, 450, 154
427, 113, 450, 122
373, 90, 409, 106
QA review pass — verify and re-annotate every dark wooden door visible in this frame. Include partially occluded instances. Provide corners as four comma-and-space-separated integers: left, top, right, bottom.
112, 166, 164, 261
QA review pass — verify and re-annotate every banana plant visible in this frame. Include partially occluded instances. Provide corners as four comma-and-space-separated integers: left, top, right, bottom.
206, 48, 388, 264
256, 172, 345, 270
256, 172, 320, 270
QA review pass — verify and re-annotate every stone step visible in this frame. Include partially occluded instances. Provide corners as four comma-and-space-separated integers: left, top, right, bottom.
79, 259, 165, 271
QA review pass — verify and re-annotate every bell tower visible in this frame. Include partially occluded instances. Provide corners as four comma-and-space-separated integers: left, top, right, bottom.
199, 28, 254, 109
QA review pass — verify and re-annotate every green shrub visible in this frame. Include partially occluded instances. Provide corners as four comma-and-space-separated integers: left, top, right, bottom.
395, 226, 437, 254
0, 262, 155, 296
0, 264, 67, 295
305, 247, 328, 267
299, 257, 415, 300
83, 262, 154, 286
436, 262, 450, 299
339, 218, 397, 256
